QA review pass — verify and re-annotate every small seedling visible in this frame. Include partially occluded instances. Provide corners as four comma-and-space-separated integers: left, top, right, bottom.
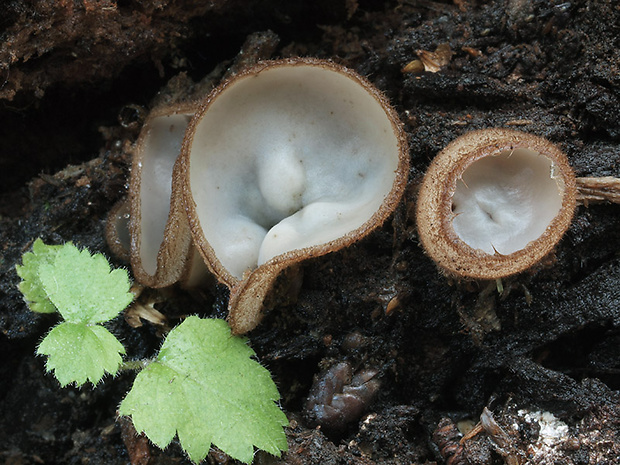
16, 239, 288, 464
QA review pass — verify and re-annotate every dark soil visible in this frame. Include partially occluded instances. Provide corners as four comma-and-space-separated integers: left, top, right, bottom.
1, 1, 620, 464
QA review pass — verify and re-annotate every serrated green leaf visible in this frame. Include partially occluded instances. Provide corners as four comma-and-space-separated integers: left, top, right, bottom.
37, 321, 126, 387
37, 243, 133, 324
15, 238, 63, 313
119, 317, 288, 464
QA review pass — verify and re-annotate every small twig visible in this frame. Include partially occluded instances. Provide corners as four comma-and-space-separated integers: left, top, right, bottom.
576, 176, 620, 205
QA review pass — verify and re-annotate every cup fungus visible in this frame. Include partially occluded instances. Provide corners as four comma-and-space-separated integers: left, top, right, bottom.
181, 58, 409, 333
105, 198, 131, 263
124, 102, 209, 288
416, 128, 576, 280
111, 58, 409, 334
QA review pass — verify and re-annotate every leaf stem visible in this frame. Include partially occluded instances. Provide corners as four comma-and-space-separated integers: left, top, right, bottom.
120, 359, 151, 372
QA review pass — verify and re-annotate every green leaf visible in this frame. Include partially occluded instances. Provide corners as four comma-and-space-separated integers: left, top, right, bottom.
119, 317, 288, 464
15, 238, 63, 313
37, 321, 126, 387
37, 242, 133, 324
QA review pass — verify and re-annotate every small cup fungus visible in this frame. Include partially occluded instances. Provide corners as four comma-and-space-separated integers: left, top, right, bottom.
416, 128, 576, 280
127, 103, 210, 288
111, 58, 409, 334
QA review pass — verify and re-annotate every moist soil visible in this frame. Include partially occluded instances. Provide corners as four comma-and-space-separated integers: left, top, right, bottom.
1, 1, 620, 464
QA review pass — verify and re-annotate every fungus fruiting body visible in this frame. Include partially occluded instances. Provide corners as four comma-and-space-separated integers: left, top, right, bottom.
416, 129, 576, 280
106, 199, 131, 262
127, 103, 209, 288
110, 58, 409, 333
180, 58, 408, 333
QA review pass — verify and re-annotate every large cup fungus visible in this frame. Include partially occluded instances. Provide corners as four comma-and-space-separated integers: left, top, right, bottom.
416, 128, 577, 280
110, 58, 409, 334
